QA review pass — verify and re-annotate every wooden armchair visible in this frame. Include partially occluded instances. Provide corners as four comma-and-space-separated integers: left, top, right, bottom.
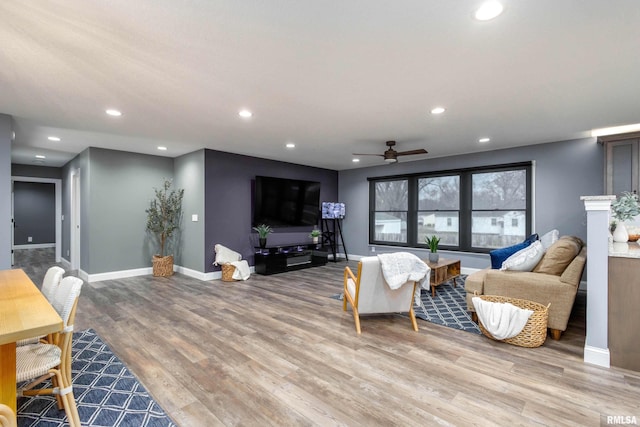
343, 256, 422, 334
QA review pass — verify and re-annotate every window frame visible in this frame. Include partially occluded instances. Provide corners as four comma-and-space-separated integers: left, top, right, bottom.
368, 162, 532, 253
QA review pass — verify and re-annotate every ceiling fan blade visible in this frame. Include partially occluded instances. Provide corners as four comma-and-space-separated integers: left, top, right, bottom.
395, 149, 428, 156
353, 153, 384, 157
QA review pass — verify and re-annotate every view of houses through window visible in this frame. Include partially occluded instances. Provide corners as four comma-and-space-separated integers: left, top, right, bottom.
370, 163, 531, 252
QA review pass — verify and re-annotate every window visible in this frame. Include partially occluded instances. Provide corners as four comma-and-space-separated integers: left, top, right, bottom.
369, 163, 532, 252
371, 179, 408, 243
471, 170, 527, 248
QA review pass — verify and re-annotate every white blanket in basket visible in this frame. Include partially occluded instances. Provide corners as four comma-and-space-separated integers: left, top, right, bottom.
472, 297, 533, 340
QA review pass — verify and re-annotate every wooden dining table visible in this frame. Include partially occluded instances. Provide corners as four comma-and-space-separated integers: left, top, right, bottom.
0, 268, 63, 422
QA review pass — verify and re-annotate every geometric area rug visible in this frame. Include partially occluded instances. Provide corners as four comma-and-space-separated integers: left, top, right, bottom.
17, 329, 176, 427
413, 275, 481, 334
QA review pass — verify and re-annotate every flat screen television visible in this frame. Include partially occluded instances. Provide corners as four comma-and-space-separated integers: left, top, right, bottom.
253, 176, 321, 227
321, 202, 346, 219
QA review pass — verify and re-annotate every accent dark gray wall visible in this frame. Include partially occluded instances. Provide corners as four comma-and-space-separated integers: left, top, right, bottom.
338, 137, 604, 269
13, 182, 55, 245
0, 114, 11, 268
204, 149, 338, 272
12, 164, 62, 179
173, 150, 205, 271
62, 149, 90, 269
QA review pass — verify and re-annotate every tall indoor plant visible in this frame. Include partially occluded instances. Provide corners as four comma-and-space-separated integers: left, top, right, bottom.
146, 179, 184, 276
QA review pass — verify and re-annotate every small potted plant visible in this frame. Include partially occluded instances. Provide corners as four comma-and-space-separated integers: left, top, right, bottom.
309, 229, 322, 244
253, 224, 273, 248
611, 191, 640, 242
425, 235, 440, 263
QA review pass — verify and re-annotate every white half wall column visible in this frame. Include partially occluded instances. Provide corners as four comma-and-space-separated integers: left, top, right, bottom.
581, 195, 615, 368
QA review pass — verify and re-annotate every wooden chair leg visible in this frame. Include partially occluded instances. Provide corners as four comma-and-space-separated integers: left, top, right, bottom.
409, 306, 419, 332
471, 312, 478, 323
342, 295, 347, 311
352, 307, 361, 334
549, 328, 562, 340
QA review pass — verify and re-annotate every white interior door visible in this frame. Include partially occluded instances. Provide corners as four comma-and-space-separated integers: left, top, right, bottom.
71, 170, 81, 271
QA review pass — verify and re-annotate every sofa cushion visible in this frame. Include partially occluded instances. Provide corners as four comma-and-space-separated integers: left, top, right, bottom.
489, 240, 532, 269
540, 229, 559, 250
500, 241, 545, 272
533, 236, 582, 275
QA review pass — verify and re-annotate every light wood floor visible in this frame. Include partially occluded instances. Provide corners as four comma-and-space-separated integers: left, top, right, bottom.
14, 250, 640, 426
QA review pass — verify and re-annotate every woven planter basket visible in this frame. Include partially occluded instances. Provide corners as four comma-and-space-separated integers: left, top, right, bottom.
152, 255, 174, 277
221, 264, 238, 282
475, 294, 549, 348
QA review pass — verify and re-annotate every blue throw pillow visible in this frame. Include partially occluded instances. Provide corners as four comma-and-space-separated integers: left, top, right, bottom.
489, 240, 532, 269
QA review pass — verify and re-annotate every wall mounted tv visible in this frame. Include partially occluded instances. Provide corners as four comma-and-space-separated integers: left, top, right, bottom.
253, 176, 321, 227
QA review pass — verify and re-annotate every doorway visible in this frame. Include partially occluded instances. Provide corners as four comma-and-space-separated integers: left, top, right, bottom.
70, 169, 81, 271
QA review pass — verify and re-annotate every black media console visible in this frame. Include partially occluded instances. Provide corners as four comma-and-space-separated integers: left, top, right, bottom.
254, 243, 328, 275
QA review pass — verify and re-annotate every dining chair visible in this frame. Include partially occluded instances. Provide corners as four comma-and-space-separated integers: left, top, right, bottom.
16, 276, 84, 427
0, 403, 16, 427
41, 266, 65, 301
17, 266, 65, 347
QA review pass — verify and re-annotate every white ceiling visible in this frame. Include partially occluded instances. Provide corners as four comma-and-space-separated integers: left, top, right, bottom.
3, 1, 640, 170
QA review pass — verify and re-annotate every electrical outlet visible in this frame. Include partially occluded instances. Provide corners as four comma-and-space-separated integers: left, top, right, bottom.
27, 236, 32, 242
370, 246, 375, 253
67, 250, 70, 256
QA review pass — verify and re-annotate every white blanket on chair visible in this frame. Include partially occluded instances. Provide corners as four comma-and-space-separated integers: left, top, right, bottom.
472, 297, 533, 340
377, 252, 429, 290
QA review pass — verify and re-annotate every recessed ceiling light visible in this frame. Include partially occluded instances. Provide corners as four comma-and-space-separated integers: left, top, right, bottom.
352, 158, 360, 163
591, 123, 640, 137
157, 146, 167, 151
479, 137, 491, 143
286, 143, 295, 149
475, 1, 504, 21
238, 109, 252, 118
35, 154, 46, 159
105, 109, 122, 117
431, 107, 446, 115
48, 136, 61, 141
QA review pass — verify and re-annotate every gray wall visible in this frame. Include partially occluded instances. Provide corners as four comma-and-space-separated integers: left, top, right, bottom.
0, 114, 11, 268
338, 137, 604, 269
62, 148, 174, 274
204, 149, 339, 272
13, 182, 55, 245
12, 164, 62, 179
173, 149, 205, 271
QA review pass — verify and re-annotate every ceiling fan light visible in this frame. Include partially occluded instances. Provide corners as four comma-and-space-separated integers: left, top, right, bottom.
384, 158, 397, 163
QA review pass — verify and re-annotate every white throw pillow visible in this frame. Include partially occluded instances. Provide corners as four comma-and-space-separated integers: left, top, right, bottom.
540, 229, 559, 250
500, 241, 545, 272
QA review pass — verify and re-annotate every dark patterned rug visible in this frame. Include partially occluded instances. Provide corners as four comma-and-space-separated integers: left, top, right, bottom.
17, 329, 176, 427
413, 276, 481, 334
332, 275, 481, 334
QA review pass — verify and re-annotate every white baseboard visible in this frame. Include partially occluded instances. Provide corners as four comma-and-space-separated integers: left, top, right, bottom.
461, 267, 480, 275
584, 345, 610, 368
13, 243, 56, 249
80, 264, 257, 283
60, 257, 71, 270
84, 267, 153, 283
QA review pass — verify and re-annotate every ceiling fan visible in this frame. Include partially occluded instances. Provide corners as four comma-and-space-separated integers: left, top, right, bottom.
353, 140, 428, 163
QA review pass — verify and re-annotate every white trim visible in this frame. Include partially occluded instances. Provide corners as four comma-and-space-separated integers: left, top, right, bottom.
583, 345, 610, 368
176, 265, 216, 281
60, 257, 71, 270
81, 264, 258, 283
461, 266, 480, 275
581, 195, 615, 211
11, 176, 62, 262
13, 243, 56, 249
84, 267, 152, 283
